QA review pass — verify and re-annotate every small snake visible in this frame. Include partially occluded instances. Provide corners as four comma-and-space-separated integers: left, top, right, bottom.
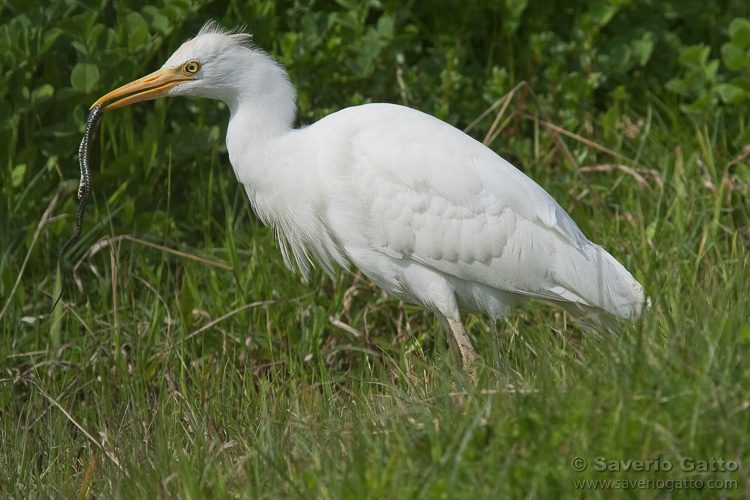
52, 104, 104, 312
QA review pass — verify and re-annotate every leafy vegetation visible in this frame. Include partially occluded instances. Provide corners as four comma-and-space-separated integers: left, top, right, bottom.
2, 0, 749, 498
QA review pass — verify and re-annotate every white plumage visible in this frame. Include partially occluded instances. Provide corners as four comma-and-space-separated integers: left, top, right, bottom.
93, 22, 647, 373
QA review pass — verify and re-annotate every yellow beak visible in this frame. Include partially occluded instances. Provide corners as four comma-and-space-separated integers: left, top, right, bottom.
91, 67, 194, 111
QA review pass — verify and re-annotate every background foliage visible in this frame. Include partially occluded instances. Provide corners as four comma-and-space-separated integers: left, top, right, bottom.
2, 0, 750, 498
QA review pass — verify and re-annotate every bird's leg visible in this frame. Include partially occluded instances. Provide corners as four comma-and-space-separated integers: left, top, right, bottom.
445, 324, 460, 365
437, 316, 461, 367
446, 318, 481, 378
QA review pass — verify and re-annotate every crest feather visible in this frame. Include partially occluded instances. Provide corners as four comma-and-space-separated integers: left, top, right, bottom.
196, 20, 254, 48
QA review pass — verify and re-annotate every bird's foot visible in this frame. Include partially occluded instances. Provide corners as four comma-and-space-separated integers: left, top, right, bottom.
461, 351, 481, 382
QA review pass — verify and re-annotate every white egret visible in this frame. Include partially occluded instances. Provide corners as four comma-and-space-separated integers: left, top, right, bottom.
92, 22, 647, 373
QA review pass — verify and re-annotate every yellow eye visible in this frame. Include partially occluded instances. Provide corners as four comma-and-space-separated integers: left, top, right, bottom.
184, 61, 200, 74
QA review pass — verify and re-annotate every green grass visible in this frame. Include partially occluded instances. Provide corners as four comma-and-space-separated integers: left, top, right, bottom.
3, 100, 749, 498
3, 4, 750, 499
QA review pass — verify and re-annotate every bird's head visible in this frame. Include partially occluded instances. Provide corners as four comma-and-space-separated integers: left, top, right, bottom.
92, 21, 282, 112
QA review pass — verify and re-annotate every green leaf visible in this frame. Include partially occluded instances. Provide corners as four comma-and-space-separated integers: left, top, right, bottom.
377, 15, 395, 40
41, 28, 63, 54
729, 18, 750, 49
126, 12, 150, 49
678, 44, 710, 69
739, 326, 750, 344
689, 92, 714, 110
714, 83, 746, 103
151, 13, 170, 34
721, 42, 747, 71
334, 0, 360, 9
86, 23, 106, 50
70, 62, 99, 93
504, 0, 529, 32
31, 83, 54, 104
11, 163, 26, 187
632, 32, 655, 67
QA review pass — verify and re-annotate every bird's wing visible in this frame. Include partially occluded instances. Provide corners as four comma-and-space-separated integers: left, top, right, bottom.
318, 104, 643, 317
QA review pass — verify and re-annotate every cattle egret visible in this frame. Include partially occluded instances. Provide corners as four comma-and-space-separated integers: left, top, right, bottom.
92, 22, 647, 374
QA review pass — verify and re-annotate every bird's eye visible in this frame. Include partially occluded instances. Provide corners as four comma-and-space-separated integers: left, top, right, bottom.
184, 61, 201, 74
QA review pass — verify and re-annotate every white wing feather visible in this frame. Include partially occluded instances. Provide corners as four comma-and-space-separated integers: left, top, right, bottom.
245, 103, 645, 320
310, 104, 644, 318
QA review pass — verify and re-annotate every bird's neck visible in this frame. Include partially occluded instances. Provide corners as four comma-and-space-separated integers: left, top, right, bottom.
222, 63, 335, 279
225, 54, 297, 148
223, 53, 302, 232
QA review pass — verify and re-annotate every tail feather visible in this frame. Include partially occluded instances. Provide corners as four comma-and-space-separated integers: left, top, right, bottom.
552, 242, 647, 322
